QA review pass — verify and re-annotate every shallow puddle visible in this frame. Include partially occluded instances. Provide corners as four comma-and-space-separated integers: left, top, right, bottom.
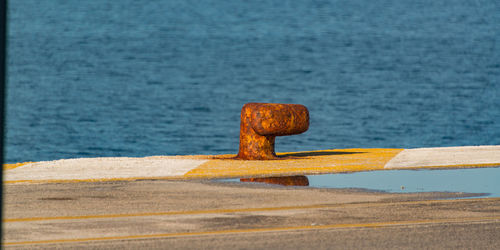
229, 167, 500, 198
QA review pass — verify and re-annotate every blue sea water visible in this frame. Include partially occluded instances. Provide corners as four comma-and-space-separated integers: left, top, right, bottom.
6, 0, 500, 163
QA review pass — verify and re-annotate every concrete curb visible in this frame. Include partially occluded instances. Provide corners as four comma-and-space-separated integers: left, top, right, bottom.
4, 145, 500, 184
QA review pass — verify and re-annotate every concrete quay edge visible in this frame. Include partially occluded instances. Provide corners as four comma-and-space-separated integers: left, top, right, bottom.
4, 145, 500, 184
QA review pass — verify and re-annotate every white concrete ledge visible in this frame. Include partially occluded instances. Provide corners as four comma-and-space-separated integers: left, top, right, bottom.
384, 146, 500, 169
5, 157, 207, 181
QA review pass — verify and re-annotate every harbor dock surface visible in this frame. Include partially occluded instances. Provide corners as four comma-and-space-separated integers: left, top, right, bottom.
3, 145, 500, 249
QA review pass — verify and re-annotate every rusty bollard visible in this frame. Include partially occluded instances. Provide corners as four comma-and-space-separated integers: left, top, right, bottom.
236, 103, 309, 160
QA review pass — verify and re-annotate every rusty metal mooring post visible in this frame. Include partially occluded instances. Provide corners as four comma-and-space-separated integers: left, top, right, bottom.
236, 103, 309, 160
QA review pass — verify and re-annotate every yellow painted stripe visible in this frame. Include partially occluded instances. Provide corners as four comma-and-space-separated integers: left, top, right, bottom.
185, 148, 403, 178
4, 205, 332, 223
3, 162, 32, 170
6, 197, 498, 223
4, 215, 500, 246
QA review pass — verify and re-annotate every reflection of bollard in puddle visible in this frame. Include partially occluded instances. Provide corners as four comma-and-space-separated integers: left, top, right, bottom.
240, 176, 309, 186
236, 103, 309, 160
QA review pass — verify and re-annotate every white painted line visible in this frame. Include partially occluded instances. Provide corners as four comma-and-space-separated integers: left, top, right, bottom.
384, 145, 500, 169
4, 157, 207, 181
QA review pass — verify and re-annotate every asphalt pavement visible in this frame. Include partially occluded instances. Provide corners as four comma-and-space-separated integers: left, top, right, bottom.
3, 179, 500, 249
